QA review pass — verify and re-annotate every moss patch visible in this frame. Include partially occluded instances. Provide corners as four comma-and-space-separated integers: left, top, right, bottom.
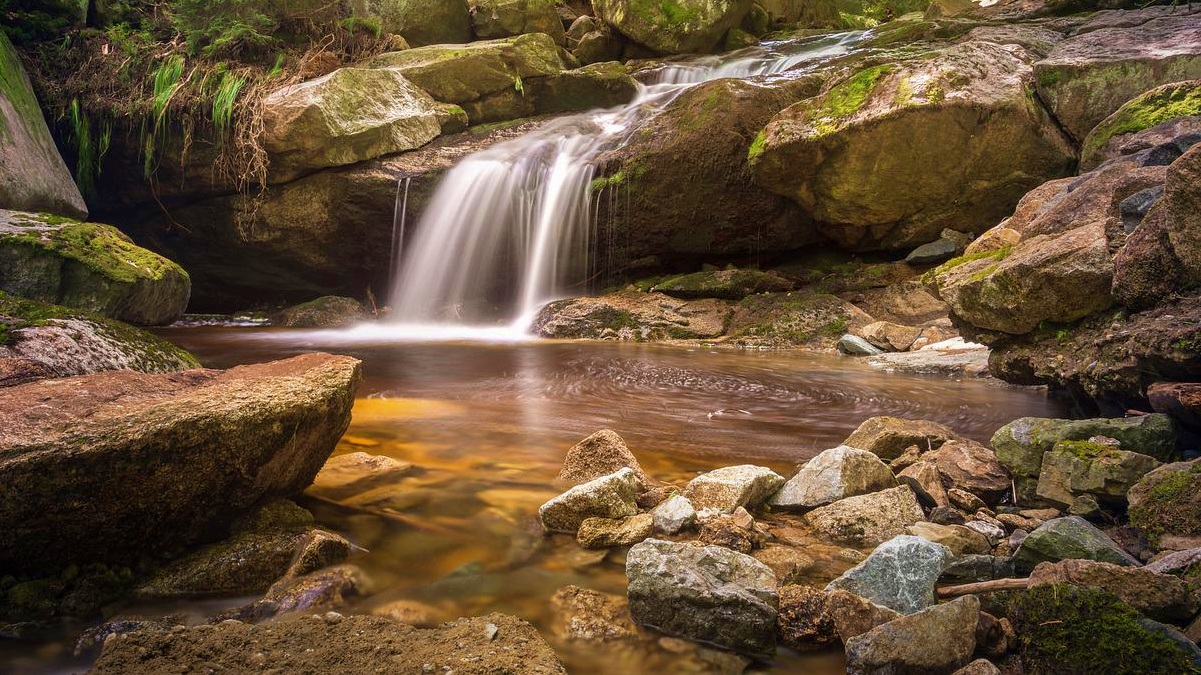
805, 65, 893, 136
747, 129, 768, 163
1130, 461, 1201, 541
1084, 81, 1201, 160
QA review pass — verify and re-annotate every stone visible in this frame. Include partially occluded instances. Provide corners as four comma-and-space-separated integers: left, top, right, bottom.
974, 611, 1013, 660
556, 429, 650, 488
0, 353, 360, 574
91, 612, 566, 673
528, 61, 639, 114
825, 589, 901, 643
0, 211, 190, 326
826, 535, 951, 615
592, 0, 754, 55
996, 513, 1040, 532
470, 0, 566, 45
751, 545, 815, 583
272, 296, 368, 328
940, 554, 1015, 584
777, 585, 836, 652
698, 514, 755, 554
1145, 547, 1201, 576
842, 417, 960, 461
1081, 80, 1201, 172
354, 0, 473, 47
769, 445, 897, 511
964, 519, 1007, 545
906, 237, 960, 265
0, 32, 87, 218
991, 415, 1179, 478
844, 595, 980, 675
652, 494, 697, 534
948, 488, 987, 513
217, 564, 370, 623
371, 599, 440, 627
538, 467, 642, 534
577, 514, 654, 549
806, 486, 927, 547
1128, 458, 1201, 547
859, 321, 923, 352
952, 659, 1001, 675
929, 506, 966, 526
898, 461, 950, 508
1034, 440, 1162, 509
626, 539, 778, 659
683, 464, 784, 513
908, 522, 992, 556
549, 585, 640, 642
534, 292, 732, 341
727, 292, 875, 350
308, 452, 414, 500
927, 440, 1012, 504
1148, 382, 1201, 431
1029, 558, 1200, 622
262, 67, 442, 182
653, 269, 794, 301
838, 334, 884, 356
1013, 516, 1140, 574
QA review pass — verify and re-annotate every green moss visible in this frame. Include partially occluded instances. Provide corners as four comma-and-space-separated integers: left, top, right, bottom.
747, 129, 768, 163
1085, 82, 1201, 159
2, 216, 186, 285
1036, 68, 1061, 88
1130, 461, 1201, 541
806, 65, 893, 136
922, 246, 1012, 284
630, 0, 701, 27
1054, 440, 1118, 461
590, 162, 647, 192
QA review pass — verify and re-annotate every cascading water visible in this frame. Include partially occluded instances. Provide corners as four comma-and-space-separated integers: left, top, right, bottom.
387, 31, 863, 332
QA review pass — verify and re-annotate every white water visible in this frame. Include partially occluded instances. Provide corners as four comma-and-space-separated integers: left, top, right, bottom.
381, 32, 863, 340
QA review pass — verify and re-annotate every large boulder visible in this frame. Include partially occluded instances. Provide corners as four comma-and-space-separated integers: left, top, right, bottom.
592, 0, 754, 55
752, 40, 1075, 251
841, 416, 960, 461
533, 292, 732, 341
470, 0, 566, 45
844, 595, 980, 675
769, 445, 897, 511
262, 67, 443, 182
826, 535, 952, 615
626, 538, 778, 658
0, 353, 361, 573
724, 291, 874, 349
1034, 440, 1162, 509
991, 415, 1178, 478
0, 210, 190, 326
353, 0, 474, 46
272, 296, 368, 328
1128, 458, 1201, 549
1013, 516, 1140, 574
0, 32, 87, 219
1033, 11, 1201, 142
556, 429, 650, 487
1080, 80, 1201, 171
1029, 558, 1200, 622
925, 439, 1012, 504
805, 485, 926, 547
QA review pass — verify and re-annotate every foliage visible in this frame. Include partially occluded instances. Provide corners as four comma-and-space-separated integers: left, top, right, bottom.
0, 0, 80, 45
166, 0, 278, 58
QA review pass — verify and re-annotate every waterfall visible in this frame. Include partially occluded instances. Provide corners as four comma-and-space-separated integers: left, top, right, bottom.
388, 32, 863, 329
388, 177, 412, 282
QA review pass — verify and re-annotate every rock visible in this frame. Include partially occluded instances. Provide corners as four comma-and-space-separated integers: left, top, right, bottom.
728, 292, 874, 349
996, 513, 1040, 532
769, 445, 897, 511
991, 415, 1179, 478
1128, 458, 1201, 548
577, 513, 654, 549
308, 452, 414, 500
842, 417, 960, 461
827, 535, 951, 615
683, 464, 784, 513
549, 585, 640, 642
777, 585, 836, 652
652, 494, 697, 534
1148, 382, 1201, 431
539, 467, 642, 534
0, 292, 198, 380
906, 237, 960, 265
1081, 80, 1201, 171
927, 440, 1012, 504
653, 269, 794, 300
626, 538, 778, 659
556, 429, 650, 488
272, 296, 368, 328
806, 486, 927, 547
371, 599, 440, 627
898, 461, 950, 508
1034, 440, 1162, 509
0, 210, 190, 326
952, 659, 1001, 675
528, 61, 639, 114
929, 505, 966, 526
844, 595, 980, 675
355, 0, 473, 46
825, 588, 902, 642
262, 67, 442, 182
751, 545, 816, 583
1145, 546, 1201, 576
0, 32, 87, 218
908, 522, 992, 556
949, 489, 987, 513
1028, 559, 1200, 622
533, 292, 731, 341
1013, 516, 1140, 574
572, 26, 623, 65
592, 0, 754, 55
470, 0, 566, 45
217, 564, 370, 623
867, 339, 991, 378
838, 334, 885, 356
964, 519, 1007, 545
859, 321, 923, 352
752, 40, 1075, 251
1033, 13, 1201, 142
91, 612, 566, 674
940, 554, 1015, 584
698, 514, 756, 553
0, 353, 360, 573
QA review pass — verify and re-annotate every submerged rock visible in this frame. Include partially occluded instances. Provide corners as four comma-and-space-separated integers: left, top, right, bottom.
533, 292, 731, 341
216, 564, 370, 623
538, 467, 642, 533
826, 535, 951, 615
549, 585, 641, 643
844, 595, 980, 675
806, 485, 926, 547
1013, 516, 1140, 573
556, 429, 650, 488
769, 445, 897, 511
683, 465, 785, 513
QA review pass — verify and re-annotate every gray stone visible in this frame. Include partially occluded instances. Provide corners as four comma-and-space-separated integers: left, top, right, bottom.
576, 513, 654, 549
838, 334, 884, 356
769, 445, 897, 511
538, 467, 641, 533
626, 539, 778, 659
683, 464, 784, 513
940, 555, 1015, 584
964, 519, 1006, 545
1013, 516, 1139, 574
652, 494, 697, 534
906, 237, 959, 265
1035, 441, 1162, 508
844, 595, 980, 675
806, 486, 926, 547
991, 415, 1178, 478
1145, 547, 1201, 576
826, 535, 951, 615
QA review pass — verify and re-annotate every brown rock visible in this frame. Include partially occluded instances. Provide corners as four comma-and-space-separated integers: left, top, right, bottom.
0, 356, 52, 387
842, 417, 960, 461
556, 429, 650, 488
1148, 382, 1201, 430
928, 440, 1012, 504
908, 522, 992, 556
825, 588, 901, 642
898, 461, 951, 508
860, 321, 924, 352
975, 612, 1012, 660
752, 545, 817, 583
1028, 558, 1201, 622
576, 514, 654, 549
777, 585, 837, 652
699, 514, 757, 553
550, 585, 641, 643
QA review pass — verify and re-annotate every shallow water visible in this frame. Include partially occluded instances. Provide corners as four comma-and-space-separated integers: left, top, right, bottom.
4, 329, 1070, 673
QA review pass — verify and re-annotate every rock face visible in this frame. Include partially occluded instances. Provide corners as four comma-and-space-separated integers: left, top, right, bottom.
0, 210, 190, 326
1081, 80, 1201, 171
626, 538, 778, 659
0, 353, 361, 573
683, 464, 784, 513
1013, 516, 1140, 573
842, 417, 959, 461
0, 32, 87, 219
653, 269, 794, 301
805, 486, 926, 547
470, 0, 566, 44
593, 0, 754, 55
556, 429, 650, 487
1029, 559, 1200, 622
826, 535, 951, 615
91, 612, 567, 674
538, 467, 642, 533
769, 445, 897, 511
1128, 458, 1201, 547
262, 67, 443, 182
844, 595, 980, 675
752, 40, 1075, 251
1033, 12, 1201, 142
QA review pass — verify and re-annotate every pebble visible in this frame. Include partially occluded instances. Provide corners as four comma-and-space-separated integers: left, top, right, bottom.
484, 623, 499, 641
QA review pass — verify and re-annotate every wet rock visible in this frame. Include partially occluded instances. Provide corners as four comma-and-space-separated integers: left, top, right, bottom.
271, 296, 368, 328
1029, 558, 1200, 622
940, 554, 1015, 584
844, 595, 980, 675
838, 334, 885, 356
769, 445, 897, 511
626, 539, 778, 659
806, 486, 926, 547
842, 417, 960, 461
556, 429, 650, 488
991, 414, 1179, 478
308, 452, 414, 500
653, 269, 794, 301
859, 321, 923, 352
652, 494, 697, 534
534, 292, 731, 341
1034, 440, 1162, 509
1013, 516, 1139, 574
827, 535, 951, 615
539, 467, 642, 534
825, 589, 901, 643
577, 514, 654, 549
592, 0, 753, 54
751, 545, 816, 583
549, 585, 640, 642
930, 506, 966, 526
898, 461, 950, 508
683, 465, 784, 513
927, 440, 1012, 505
0, 353, 360, 574
777, 584, 836, 652
699, 514, 757, 554
907, 522, 992, 556
530, 61, 639, 114
217, 564, 370, 623
1128, 458, 1201, 549
974, 611, 1013, 660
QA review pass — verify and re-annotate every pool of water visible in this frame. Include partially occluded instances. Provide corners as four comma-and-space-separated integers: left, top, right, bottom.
3, 328, 1069, 673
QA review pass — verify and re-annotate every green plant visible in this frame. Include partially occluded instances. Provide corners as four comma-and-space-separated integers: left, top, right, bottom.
210, 70, 245, 134
514, 74, 524, 96
167, 0, 278, 58
65, 98, 111, 196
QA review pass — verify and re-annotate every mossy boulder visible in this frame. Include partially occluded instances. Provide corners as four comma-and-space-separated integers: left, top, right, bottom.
1034, 440, 1162, 509
1013, 516, 1139, 574
262, 67, 443, 182
0, 32, 87, 219
470, 0, 566, 45
593, 0, 754, 55
351, 0, 473, 46
1081, 80, 1201, 171
991, 414, 1178, 479
532, 291, 732, 340
0, 291, 198, 380
751, 40, 1075, 251
724, 291, 874, 349
653, 268, 794, 300
1032, 11, 1201, 142
757, 0, 841, 27
1128, 458, 1201, 548
273, 296, 368, 328
0, 210, 190, 326
528, 61, 639, 113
